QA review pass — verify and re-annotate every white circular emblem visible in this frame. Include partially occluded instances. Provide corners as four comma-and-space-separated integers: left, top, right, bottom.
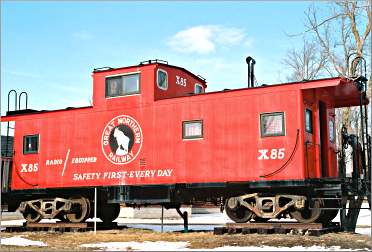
101, 115, 143, 165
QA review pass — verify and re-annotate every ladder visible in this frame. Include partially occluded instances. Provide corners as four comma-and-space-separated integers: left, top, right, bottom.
1, 90, 29, 193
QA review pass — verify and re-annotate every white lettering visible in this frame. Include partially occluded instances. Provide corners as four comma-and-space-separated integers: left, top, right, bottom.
71, 156, 97, 164
176, 75, 187, 87
46, 159, 63, 166
20, 164, 27, 173
258, 148, 286, 160
20, 163, 38, 173
258, 149, 269, 160
72, 172, 101, 181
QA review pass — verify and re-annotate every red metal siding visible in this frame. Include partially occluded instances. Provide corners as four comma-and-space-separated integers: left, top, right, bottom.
3, 67, 359, 191
154, 65, 206, 100
11, 88, 304, 190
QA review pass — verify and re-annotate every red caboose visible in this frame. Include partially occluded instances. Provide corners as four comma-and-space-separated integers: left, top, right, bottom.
1, 58, 370, 229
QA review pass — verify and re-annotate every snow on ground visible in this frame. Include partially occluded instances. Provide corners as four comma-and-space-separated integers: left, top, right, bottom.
355, 227, 372, 236
0, 236, 47, 247
201, 245, 362, 251
80, 241, 362, 251
124, 223, 220, 232
81, 241, 189, 251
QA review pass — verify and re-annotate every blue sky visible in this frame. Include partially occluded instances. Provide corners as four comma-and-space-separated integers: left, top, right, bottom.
2, 1, 325, 114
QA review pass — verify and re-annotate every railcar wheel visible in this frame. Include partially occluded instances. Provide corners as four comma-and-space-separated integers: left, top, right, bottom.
22, 206, 42, 223
98, 203, 120, 223
65, 196, 90, 223
317, 200, 339, 225
225, 197, 253, 223
290, 199, 323, 223
84, 197, 91, 220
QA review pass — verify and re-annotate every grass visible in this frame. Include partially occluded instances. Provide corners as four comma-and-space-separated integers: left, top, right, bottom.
0, 227, 371, 251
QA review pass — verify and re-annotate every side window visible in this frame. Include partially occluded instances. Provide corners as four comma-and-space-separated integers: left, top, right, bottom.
194, 84, 204, 94
260, 112, 285, 137
157, 69, 168, 90
329, 119, 335, 143
105, 73, 140, 98
23, 134, 39, 154
182, 120, 203, 139
305, 109, 313, 133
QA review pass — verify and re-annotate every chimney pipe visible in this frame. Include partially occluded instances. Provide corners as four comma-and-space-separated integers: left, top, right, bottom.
246, 56, 256, 88
250, 58, 255, 88
246, 56, 252, 87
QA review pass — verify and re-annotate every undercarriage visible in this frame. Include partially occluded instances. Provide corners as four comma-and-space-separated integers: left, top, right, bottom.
17, 195, 120, 224
223, 193, 339, 225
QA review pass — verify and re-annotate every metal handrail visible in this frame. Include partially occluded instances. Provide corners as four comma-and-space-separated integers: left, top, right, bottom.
18, 91, 28, 110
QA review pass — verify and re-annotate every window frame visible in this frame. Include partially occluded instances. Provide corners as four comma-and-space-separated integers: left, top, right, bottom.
182, 120, 203, 140
105, 72, 141, 98
23, 134, 39, 154
156, 69, 168, 90
194, 83, 204, 94
260, 112, 286, 137
305, 109, 313, 134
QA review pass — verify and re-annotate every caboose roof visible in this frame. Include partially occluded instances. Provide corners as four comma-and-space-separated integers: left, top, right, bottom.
1, 75, 366, 122
157, 76, 367, 108
92, 61, 207, 84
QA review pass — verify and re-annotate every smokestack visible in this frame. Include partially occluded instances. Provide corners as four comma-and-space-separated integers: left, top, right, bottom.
246, 56, 256, 88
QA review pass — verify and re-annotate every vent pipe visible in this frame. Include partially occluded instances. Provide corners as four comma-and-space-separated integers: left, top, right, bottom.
246, 56, 256, 88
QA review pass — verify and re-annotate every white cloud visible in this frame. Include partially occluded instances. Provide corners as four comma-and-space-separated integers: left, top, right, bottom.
243, 38, 254, 47
194, 58, 231, 71
73, 30, 94, 40
5, 70, 41, 79
167, 25, 246, 54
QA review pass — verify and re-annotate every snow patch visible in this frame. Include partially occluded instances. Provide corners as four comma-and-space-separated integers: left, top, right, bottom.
355, 227, 372, 236
0, 236, 47, 247
81, 241, 189, 251
80, 242, 365, 251
207, 245, 362, 251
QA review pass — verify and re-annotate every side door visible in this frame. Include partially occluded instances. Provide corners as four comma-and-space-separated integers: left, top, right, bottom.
304, 106, 317, 177
318, 101, 329, 177
327, 111, 337, 177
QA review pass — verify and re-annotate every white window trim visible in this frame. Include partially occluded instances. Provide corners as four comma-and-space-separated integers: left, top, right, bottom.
105, 93, 141, 99
157, 69, 168, 90
183, 137, 203, 141
194, 83, 204, 94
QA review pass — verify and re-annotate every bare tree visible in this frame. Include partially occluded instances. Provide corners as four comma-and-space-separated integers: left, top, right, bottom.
304, 1, 370, 76
283, 39, 328, 81
284, 0, 370, 140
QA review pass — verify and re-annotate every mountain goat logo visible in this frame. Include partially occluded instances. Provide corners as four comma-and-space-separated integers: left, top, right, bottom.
102, 115, 143, 165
